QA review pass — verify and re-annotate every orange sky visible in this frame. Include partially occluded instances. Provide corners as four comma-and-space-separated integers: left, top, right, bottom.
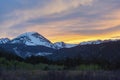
0, 0, 120, 43
48, 31, 120, 43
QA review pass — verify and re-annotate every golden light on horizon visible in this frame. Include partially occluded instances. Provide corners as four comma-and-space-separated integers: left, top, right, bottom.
48, 31, 120, 44
0, 0, 120, 44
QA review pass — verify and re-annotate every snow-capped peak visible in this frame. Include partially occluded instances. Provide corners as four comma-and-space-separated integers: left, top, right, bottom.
80, 40, 102, 45
0, 38, 10, 44
54, 42, 66, 49
80, 39, 120, 45
10, 32, 55, 48
54, 42, 77, 49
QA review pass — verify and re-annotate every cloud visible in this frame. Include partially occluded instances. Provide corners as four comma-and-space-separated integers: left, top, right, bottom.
0, 0, 120, 43
0, 0, 93, 28
111, 36, 120, 39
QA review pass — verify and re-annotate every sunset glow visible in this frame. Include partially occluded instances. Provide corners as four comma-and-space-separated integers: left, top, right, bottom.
0, 0, 120, 43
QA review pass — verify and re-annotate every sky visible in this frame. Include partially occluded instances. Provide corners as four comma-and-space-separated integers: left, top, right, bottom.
0, 0, 120, 43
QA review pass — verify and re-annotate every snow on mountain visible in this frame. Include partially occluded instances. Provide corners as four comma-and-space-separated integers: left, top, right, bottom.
35, 52, 53, 56
80, 39, 120, 45
0, 32, 120, 58
10, 32, 78, 49
54, 42, 77, 49
1, 32, 119, 51
53, 42, 66, 49
10, 32, 55, 48
80, 40, 102, 45
0, 38, 10, 44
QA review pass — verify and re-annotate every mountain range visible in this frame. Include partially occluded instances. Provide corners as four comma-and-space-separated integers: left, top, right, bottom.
0, 32, 77, 58
0, 32, 120, 62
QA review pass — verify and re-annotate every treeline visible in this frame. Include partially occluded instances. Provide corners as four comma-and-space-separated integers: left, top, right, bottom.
0, 47, 64, 70
25, 56, 120, 70
0, 47, 120, 70
0, 47, 23, 61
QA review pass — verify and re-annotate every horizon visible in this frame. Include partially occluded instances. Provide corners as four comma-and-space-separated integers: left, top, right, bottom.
0, 31, 120, 44
0, 0, 120, 43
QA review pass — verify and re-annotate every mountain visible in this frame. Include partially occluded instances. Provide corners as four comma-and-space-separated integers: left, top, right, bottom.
9, 32, 77, 49
48, 40, 120, 64
0, 44, 56, 58
79, 39, 119, 45
80, 40, 102, 45
0, 32, 77, 58
53, 42, 77, 49
0, 31, 120, 61
0, 38, 10, 44
10, 32, 55, 48
0, 32, 56, 58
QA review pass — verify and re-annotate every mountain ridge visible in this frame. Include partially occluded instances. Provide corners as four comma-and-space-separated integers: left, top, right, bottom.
0, 32, 119, 48
0, 32, 78, 49
0, 32, 120, 59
